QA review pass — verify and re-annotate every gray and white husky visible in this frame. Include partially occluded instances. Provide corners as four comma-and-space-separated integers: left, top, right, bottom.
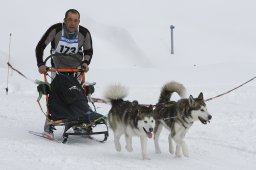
153, 81, 212, 157
104, 84, 155, 160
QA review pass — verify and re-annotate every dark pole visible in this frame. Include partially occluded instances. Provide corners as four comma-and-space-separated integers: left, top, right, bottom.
170, 25, 175, 54
6, 33, 12, 95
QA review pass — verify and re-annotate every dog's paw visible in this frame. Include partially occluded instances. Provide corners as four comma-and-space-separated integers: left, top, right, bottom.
169, 147, 174, 154
175, 151, 182, 158
125, 145, 133, 152
142, 155, 151, 160
174, 154, 182, 158
115, 143, 121, 152
183, 150, 189, 157
183, 153, 189, 157
115, 147, 121, 152
169, 140, 174, 154
175, 147, 182, 157
182, 143, 189, 157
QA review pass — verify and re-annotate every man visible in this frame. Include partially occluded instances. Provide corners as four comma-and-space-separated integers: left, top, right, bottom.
35, 9, 97, 137
36, 9, 92, 72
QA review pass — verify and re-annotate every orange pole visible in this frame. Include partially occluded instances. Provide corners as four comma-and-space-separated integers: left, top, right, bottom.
43, 72, 50, 116
48, 68, 82, 72
81, 72, 86, 95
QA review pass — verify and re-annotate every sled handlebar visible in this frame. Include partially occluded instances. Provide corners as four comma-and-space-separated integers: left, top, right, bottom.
46, 68, 84, 73
43, 54, 84, 73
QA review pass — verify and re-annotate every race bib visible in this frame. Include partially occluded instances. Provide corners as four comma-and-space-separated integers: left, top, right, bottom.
55, 36, 79, 54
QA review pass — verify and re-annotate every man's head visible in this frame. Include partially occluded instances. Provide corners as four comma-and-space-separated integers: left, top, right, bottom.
64, 9, 80, 33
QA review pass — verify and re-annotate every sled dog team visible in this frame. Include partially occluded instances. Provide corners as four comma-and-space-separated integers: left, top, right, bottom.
105, 81, 212, 160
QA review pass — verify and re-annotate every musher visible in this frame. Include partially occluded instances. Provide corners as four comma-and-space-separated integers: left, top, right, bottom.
35, 9, 100, 137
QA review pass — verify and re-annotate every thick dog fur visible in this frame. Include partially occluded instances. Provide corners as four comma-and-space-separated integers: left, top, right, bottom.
105, 84, 155, 160
153, 81, 212, 157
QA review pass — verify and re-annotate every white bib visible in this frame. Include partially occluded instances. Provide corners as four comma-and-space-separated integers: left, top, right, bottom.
54, 28, 79, 54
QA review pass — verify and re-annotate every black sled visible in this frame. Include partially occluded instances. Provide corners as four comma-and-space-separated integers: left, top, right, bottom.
36, 54, 109, 143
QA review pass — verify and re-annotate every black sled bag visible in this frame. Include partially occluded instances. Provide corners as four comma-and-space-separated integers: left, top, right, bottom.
48, 74, 91, 122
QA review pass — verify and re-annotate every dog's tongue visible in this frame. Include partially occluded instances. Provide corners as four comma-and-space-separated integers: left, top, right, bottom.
146, 132, 153, 138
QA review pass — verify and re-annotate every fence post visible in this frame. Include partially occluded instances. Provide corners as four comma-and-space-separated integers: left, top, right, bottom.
170, 25, 175, 54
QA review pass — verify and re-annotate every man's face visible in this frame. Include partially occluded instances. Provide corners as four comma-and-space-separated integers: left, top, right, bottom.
64, 12, 80, 33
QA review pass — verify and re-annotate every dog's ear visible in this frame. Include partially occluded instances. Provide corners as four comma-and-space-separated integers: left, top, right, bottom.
188, 95, 195, 106
198, 92, 204, 100
132, 100, 139, 106
148, 105, 154, 111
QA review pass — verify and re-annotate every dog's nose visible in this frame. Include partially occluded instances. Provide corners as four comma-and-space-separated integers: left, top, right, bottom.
208, 115, 212, 120
149, 127, 153, 132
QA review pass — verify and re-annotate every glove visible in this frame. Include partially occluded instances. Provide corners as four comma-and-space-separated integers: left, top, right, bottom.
38, 65, 47, 74
82, 63, 89, 72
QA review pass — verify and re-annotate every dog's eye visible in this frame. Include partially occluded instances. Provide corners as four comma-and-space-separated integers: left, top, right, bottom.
200, 109, 204, 112
151, 120, 154, 123
144, 121, 148, 123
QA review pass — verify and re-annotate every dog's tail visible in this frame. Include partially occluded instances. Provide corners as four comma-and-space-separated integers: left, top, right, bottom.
104, 84, 128, 105
158, 81, 187, 103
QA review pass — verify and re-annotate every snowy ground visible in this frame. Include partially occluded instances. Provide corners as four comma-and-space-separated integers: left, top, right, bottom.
0, 64, 255, 170
1, 0, 256, 169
